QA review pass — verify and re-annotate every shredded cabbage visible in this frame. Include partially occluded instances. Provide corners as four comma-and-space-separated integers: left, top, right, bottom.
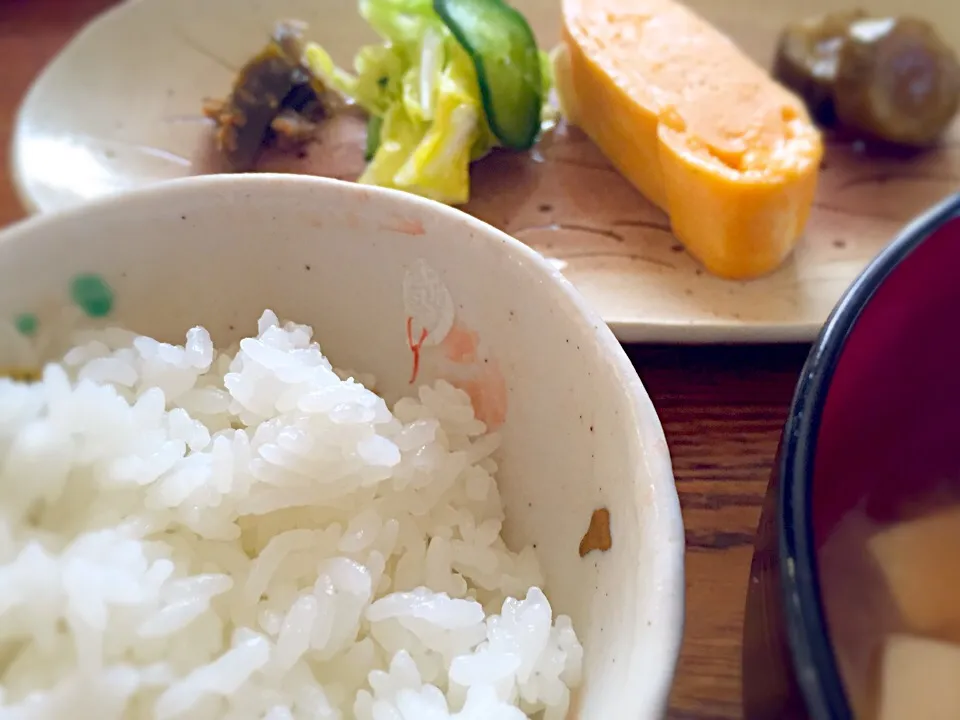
305, 0, 538, 205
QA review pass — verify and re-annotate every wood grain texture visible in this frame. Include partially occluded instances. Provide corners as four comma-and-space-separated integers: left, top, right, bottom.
0, 1, 811, 716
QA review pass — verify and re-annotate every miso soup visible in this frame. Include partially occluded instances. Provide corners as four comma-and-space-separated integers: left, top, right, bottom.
819, 493, 960, 719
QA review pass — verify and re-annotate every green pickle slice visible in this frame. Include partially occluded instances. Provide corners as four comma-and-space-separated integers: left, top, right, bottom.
434, 0, 543, 150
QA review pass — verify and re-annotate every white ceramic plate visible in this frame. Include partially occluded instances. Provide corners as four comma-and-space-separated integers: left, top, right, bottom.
12, 0, 960, 343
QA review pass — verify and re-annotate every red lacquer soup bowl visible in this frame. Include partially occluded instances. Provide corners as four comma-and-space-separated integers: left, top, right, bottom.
742, 192, 960, 719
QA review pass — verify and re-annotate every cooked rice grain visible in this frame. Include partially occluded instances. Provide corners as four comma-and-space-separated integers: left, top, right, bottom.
0, 310, 582, 719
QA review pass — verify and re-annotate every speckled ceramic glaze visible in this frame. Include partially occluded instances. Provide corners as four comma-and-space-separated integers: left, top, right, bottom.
0, 173, 685, 719
14, 0, 960, 343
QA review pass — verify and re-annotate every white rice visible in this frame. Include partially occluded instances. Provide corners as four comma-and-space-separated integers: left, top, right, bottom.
0, 310, 582, 719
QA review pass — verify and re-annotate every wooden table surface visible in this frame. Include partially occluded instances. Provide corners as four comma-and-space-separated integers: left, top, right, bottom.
0, 0, 812, 716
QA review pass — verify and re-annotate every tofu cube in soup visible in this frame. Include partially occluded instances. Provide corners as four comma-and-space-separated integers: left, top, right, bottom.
868, 505, 960, 641
878, 634, 960, 720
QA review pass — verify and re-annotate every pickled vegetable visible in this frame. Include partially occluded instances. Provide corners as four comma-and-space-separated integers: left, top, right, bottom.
773, 12, 960, 147
0, 368, 40, 383
434, 0, 543, 150
204, 20, 330, 170
772, 9, 867, 125
835, 17, 960, 147
304, 0, 547, 205
364, 114, 383, 161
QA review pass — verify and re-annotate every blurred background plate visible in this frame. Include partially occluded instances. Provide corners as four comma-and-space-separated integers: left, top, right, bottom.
10, 0, 960, 343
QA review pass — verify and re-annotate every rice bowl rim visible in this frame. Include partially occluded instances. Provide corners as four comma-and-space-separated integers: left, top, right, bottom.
0, 172, 685, 717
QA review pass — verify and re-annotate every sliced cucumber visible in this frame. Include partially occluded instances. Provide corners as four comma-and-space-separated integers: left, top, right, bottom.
434, 0, 543, 150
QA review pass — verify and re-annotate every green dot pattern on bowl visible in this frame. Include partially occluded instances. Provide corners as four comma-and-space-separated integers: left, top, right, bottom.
14, 313, 38, 337
70, 274, 114, 318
